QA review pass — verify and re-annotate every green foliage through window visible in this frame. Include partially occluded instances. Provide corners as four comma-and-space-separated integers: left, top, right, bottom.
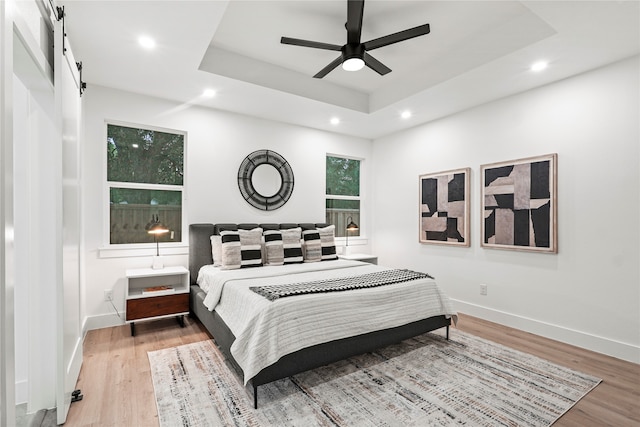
107, 123, 185, 245
107, 124, 184, 185
326, 156, 361, 237
326, 156, 360, 196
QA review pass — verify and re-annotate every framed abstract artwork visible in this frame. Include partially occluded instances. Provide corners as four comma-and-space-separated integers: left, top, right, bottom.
419, 168, 470, 246
481, 153, 557, 253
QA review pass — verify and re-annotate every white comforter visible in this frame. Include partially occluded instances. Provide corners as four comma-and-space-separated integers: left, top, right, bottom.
197, 260, 457, 384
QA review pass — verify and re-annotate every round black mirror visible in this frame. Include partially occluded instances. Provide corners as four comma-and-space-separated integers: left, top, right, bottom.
237, 150, 294, 210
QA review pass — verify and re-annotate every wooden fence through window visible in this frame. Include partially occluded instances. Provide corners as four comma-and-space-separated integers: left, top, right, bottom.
110, 204, 182, 244
326, 209, 360, 238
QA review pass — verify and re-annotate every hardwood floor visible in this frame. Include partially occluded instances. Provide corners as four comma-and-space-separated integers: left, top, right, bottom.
64, 313, 639, 426
454, 314, 640, 427
64, 317, 210, 427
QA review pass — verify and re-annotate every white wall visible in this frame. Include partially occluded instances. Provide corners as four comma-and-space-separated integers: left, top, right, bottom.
81, 86, 373, 330
372, 56, 640, 363
80, 58, 638, 363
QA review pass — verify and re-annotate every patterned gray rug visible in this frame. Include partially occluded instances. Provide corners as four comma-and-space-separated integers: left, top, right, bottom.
148, 330, 601, 426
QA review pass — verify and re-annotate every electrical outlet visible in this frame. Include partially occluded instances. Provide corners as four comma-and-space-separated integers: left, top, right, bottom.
104, 289, 113, 302
479, 284, 488, 296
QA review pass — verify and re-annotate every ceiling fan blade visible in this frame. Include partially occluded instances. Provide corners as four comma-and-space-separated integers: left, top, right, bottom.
363, 23, 430, 51
281, 37, 342, 51
364, 53, 391, 75
314, 56, 344, 78
346, 0, 365, 45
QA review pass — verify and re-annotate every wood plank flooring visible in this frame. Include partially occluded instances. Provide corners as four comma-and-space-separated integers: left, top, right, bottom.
63, 313, 639, 426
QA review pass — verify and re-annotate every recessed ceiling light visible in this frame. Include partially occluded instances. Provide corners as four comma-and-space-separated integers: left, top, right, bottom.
138, 36, 156, 49
330, 117, 340, 125
531, 61, 548, 72
202, 89, 216, 98
401, 110, 412, 119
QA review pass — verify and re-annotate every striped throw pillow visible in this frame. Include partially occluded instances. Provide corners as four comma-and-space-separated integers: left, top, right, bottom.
239, 228, 263, 268
220, 228, 263, 270
281, 227, 303, 264
263, 230, 284, 266
317, 225, 338, 261
219, 231, 241, 270
302, 229, 322, 263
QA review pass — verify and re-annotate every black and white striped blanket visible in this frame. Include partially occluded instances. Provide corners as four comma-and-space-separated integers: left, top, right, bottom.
250, 269, 434, 301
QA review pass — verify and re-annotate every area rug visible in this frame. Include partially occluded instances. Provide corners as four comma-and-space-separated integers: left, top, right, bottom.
148, 330, 601, 427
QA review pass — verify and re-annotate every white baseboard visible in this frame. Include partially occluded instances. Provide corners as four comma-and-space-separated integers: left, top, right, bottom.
452, 299, 640, 364
81, 302, 639, 364
15, 380, 27, 405
83, 312, 125, 333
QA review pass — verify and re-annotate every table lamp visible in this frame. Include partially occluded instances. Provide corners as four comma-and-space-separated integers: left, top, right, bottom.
344, 216, 359, 255
146, 214, 169, 269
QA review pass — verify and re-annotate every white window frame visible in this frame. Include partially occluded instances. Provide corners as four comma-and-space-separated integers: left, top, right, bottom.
101, 120, 187, 257
325, 153, 365, 244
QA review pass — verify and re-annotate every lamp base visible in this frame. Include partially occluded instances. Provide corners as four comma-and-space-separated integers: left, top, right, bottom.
151, 256, 164, 270
343, 245, 351, 256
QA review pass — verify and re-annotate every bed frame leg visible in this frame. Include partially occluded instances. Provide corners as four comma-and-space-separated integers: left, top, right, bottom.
253, 385, 258, 409
446, 325, 450, 340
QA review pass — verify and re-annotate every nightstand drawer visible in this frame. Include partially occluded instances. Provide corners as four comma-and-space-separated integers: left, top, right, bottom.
126, 293, 189, 321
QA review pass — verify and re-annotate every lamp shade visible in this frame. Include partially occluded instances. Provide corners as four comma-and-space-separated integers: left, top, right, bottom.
147, 222, 169, 235
145, 215, 169, 235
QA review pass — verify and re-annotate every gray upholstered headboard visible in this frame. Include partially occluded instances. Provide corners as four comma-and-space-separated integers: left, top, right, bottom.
188, 222, 329, 285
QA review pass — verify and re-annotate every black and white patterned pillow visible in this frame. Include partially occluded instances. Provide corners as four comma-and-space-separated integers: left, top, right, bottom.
317, 225, 338, 261
220, 228, 263, 269
263, 230, 284, 266
239, 228, 263, 268
281, 227, 303, 264
302, 229, 322, 263
220, 231, 242, 270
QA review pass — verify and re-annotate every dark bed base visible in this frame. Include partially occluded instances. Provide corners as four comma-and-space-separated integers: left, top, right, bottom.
191, 285, 450, 408
188, 223, 451, 408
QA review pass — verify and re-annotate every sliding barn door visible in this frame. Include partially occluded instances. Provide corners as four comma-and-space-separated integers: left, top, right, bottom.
0, 1, 16, 425
54, 10, 83, 425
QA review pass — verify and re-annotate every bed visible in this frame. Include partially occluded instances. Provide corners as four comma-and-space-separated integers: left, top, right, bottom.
188, 222, 457, 408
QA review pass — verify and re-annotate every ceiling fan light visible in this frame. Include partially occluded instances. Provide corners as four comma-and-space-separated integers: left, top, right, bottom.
342, 57, 365, 71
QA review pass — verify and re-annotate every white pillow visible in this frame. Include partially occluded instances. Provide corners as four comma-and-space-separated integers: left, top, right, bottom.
210, 235, 222, 266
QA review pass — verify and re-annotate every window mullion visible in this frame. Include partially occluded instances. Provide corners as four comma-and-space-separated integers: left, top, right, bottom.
108, 181, 182, 192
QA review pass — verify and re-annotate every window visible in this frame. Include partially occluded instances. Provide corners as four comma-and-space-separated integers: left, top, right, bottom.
326, 155, 360, 238
107, 123, 184, 245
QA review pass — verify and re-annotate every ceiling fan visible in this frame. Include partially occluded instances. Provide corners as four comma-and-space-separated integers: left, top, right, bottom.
280, 0, 430, 79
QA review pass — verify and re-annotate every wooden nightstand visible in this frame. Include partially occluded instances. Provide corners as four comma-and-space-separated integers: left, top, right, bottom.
339, 253, 378, 265
125, 266, 189, 336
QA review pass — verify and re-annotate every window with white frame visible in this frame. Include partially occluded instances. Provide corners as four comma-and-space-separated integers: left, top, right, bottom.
107, 123, 184, 245
326, 155, 361, 238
